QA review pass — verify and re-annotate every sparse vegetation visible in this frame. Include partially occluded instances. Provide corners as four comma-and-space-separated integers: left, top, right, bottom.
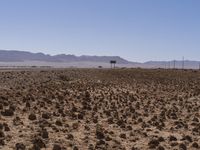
0, 68, 200, 149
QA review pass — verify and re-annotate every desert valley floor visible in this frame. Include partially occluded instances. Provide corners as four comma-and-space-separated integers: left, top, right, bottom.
0, 68, 200, 150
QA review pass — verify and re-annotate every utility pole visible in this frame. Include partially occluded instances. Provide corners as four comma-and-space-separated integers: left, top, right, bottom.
173, 60, 176, 69
182, 57, 185, 69
199, 62, 200, 70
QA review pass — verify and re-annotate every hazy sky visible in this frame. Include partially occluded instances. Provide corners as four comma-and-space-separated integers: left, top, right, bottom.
0, 0, 200, 62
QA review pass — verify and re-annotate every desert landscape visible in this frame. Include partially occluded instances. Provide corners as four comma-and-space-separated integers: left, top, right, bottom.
0, 68, 199, 150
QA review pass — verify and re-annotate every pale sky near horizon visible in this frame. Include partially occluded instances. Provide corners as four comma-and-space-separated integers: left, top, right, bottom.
0, 0, 200, 62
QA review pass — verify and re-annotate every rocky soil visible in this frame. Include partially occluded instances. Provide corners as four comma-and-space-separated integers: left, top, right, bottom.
0, 68, 200, 150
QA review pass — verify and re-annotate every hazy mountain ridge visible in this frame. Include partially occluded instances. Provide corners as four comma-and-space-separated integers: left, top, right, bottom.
0, 50, 200, 69
0, 50, 130, 64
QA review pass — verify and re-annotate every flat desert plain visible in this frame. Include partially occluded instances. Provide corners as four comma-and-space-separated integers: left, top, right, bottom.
0, 68, 200, 150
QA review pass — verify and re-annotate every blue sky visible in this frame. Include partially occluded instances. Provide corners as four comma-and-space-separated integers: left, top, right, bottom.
0, 0, 200, 62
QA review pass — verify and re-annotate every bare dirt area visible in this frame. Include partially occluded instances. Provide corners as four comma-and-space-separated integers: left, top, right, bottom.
0, 68, 200, 150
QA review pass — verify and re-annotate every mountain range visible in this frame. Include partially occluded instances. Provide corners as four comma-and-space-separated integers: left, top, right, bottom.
0, 50, 200, 69
0, 50, 130, 64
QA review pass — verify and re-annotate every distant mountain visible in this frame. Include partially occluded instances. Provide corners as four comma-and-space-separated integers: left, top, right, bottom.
0, 50, 131, 64
0, 50, 199, 69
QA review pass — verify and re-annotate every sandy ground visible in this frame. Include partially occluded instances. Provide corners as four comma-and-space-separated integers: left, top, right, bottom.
0, 68, 200, 150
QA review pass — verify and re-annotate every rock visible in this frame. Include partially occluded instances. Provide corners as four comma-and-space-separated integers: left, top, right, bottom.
0, 104, 3, 110
157, 146, 165, 150
179, 143, 187, 150
126, 125, 133, 130
96, 139, 106, 145
9, 105, 16, 111
53, 144, 62, 150
72, 123, 79, 130
93, 118, 98, 123
1, 109, 14, 116
88, 144, 94, 150
0, 131, 5, 138
96, 131, 105, 139
170, 142, 178, 147
105, 136, 112, 141
28, 113, 36, 121
148, 139, 160, 149
4, 125, 10, 131
13, 116, 23, 126
85, 125, 90, 131
192, 142, 199, 148
169, 135, 177, 141
77, 113, 84, 120
131, 147, 139, 150
138, 118, 143, 123
0, 139, 5, 146
192, 117, 199, 122
158, 137, 165, 142
182, 135, 192, 142
25, 102, 30, 108
32, 138, 46, 148
0, 123, 3, 130
55, 120, 62, 126
67, 134, 74, 140
119, 133, 126, 139
3, 101, 8, 107
73, 146, 78, 150
15, 143, 26, 150
42, 113, 50, 119
41, 130, 49, 139
107, 118, 114, 124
